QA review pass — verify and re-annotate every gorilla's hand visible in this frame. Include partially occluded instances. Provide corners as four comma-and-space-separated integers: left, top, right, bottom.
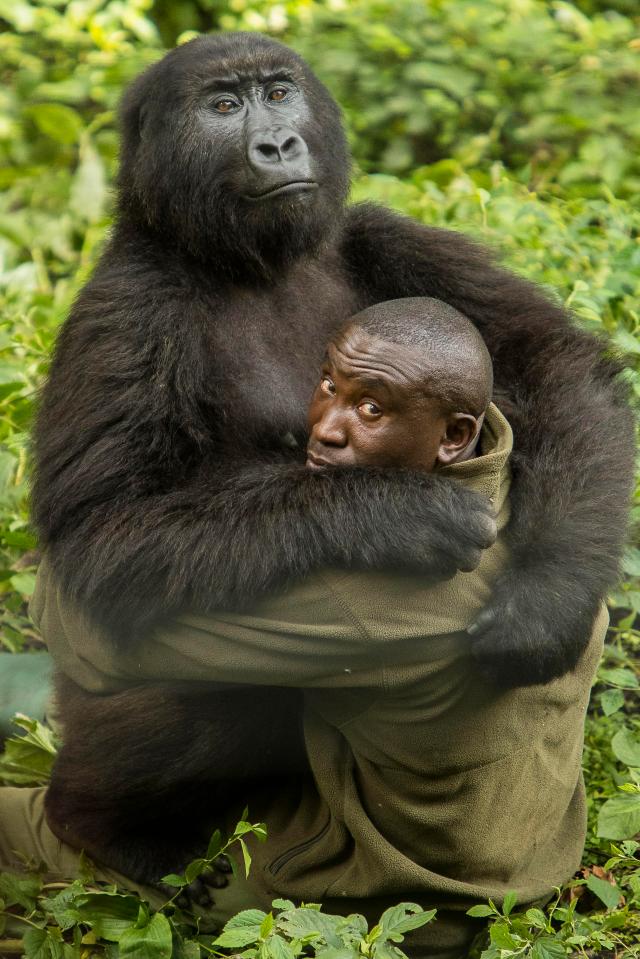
333, 470, 497, 578
468, 566, 599, 686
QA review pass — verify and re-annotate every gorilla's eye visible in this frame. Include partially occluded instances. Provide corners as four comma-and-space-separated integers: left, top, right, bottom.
320, 376, 336, 395
214, 98, 239, 113
268, 87, 288, 102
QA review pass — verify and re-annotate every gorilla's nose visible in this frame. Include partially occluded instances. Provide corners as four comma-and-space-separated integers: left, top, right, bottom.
248, 128, 309, 173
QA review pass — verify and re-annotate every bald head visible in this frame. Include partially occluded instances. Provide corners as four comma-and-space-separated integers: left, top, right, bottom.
306, 297, 494, 473
348, 297, 493, 417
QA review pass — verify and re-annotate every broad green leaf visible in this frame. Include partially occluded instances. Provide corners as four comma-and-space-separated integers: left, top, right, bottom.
119, 912, 172, 959
26, 104, 83, 146
22, 927, 50, 959
277, 908, 342, 947
531, 937, 568, 959
215, 909, 267, 948
261, 935, 296, 959
600, 689, 625, 717
75, 892, 140, 942
206, 829, 222, 860
611, 728, 640, 768
184, 858, 206, 883
489, 921, 517, 950
466, 904, 495, 918
525, 908, 548, 929
159, 873, 184, 887
378, 902, 436, 940
585, 874, 623, 911
0, 872, 41, 910
501, 891, 517, 916
597, 794, 640, 840
70, 139, 107, 224
10, 571, 36, 596
599, 668, 639, 689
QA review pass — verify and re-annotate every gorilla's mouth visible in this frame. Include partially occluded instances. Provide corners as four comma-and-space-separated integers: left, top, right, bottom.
244, 181, 319, 202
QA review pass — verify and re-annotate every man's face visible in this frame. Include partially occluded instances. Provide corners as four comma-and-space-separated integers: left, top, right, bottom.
306, 325, 477, 472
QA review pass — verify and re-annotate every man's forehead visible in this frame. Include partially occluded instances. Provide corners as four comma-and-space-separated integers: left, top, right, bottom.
328, 326, 425, 385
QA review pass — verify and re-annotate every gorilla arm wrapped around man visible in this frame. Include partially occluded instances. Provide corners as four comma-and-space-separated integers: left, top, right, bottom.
33, 33, 634, 687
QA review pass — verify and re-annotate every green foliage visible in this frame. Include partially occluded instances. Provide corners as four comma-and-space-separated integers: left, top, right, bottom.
0, 0, 639, 955
0, 814, 434, 958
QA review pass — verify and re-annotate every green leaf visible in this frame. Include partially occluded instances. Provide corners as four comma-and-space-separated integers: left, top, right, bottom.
378, 902, 436, 940
75, 892, 140, 942
466, 904, 495, 918
26, 104, 83, 146
599, 668, 639, 689
531, 937, 568, 959
597, 794, 640, 840
184, 858, 206, 883
10, 571, 36, 596
0, 872, 41, 910
159, 873, 184, 887
611, 728, 640, 768
206, 829, 222, 860
524, 908, 548, 929
22, 927, 51, 959
260, 912, 274, 939
69, 138, 107, 224
119, 912, 172, 959
600, 689, 625, 716
277, 908, 342, 947
239, 837, 252, 877
502, 891, 517, 916
261, 936, 296, 959
215, 909, 267, 949
585, 874, 623, 911
488, 921, 517, 950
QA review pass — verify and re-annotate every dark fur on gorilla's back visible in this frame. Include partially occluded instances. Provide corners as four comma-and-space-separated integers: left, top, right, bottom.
35, 33, 634, 883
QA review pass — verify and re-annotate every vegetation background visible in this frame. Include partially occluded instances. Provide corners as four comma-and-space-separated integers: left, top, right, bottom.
0, 0, 639, 956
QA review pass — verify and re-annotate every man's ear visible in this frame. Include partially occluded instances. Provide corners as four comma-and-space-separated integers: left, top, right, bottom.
436, 413, 482, 466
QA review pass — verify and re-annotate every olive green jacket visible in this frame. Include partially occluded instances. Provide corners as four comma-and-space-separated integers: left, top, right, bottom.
31, 404, 607, 958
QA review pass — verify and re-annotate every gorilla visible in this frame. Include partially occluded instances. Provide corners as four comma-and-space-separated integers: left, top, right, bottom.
34, 33, 633, 885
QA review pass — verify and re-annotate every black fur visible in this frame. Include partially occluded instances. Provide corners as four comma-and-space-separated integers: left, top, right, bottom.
35, 34, 634, 883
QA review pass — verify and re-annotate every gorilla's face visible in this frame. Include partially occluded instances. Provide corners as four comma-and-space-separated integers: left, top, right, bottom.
118, 34, 351, 273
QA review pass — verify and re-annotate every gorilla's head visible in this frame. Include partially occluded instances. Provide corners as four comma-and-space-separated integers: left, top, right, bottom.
118, 33, 351, 274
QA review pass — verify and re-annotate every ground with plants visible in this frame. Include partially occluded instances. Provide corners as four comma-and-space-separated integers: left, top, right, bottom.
0, 0, 639, 956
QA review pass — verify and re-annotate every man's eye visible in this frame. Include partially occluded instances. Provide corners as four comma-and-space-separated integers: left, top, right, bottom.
320, 377, 336, 395
214, 98, 238, 113
358, 401, 382, 418
268, 87, 288, 102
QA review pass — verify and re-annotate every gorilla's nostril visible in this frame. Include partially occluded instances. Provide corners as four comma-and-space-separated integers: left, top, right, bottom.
282, 136, 299, 155
257, 142, 280, 160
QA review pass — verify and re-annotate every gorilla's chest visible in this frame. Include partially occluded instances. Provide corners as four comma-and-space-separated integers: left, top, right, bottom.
204, 263, 359, 443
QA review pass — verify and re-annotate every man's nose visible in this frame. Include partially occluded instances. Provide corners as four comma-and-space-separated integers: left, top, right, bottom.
311, 408, 348, 447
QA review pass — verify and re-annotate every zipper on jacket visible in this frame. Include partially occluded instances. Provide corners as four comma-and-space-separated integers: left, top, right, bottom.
268, 819, 331, 876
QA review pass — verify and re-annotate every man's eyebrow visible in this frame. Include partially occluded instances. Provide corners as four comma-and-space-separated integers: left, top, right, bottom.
355, 374, 393, 395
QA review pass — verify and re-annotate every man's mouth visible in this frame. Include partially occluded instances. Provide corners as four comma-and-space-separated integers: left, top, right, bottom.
306, 450, 334, 471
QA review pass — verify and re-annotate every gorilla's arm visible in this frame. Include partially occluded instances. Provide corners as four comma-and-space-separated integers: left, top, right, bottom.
33, 257, 495, 641
343, 203, 635, 683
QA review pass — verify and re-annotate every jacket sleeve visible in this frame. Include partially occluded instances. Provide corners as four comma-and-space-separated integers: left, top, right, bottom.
31, 555, 384, 692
